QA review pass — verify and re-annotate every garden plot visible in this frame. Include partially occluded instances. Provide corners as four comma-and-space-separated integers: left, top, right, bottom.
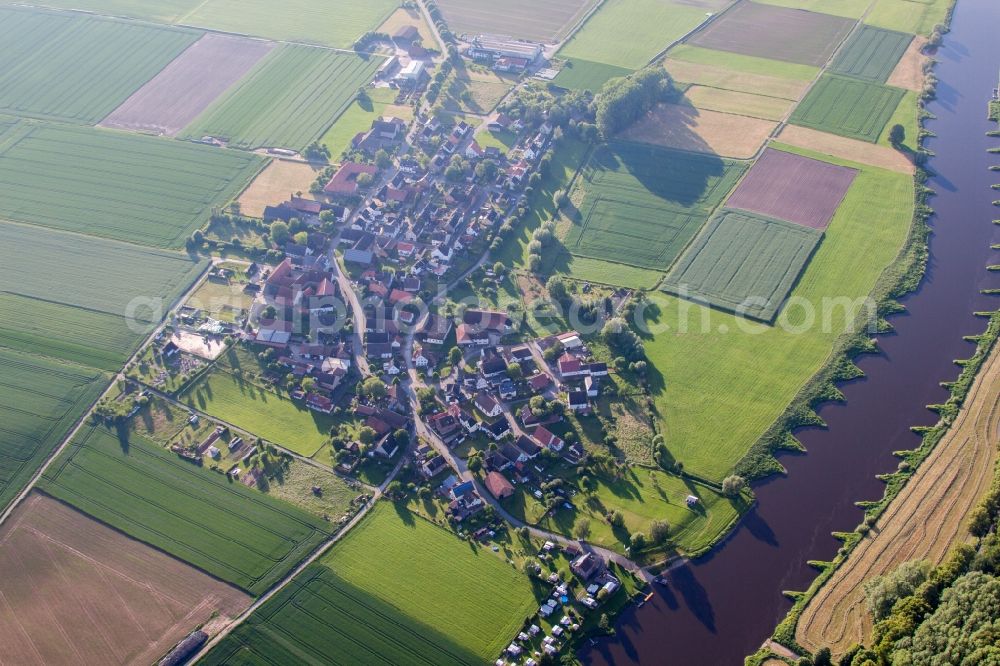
790, 74, 905, 142
434, 0, 597, 42
689, 2, 855, 67
180, 44, 382, 152
40, 425, 334, 595
0, 7, 199, 124
565, 142, 747, 269
725, 148, 857, 229
0, 123, 263, 247
101, 33, 274, 136
618, 102, 776, 158
662, 209, 823, 321
0, 493, 250, 666
829, 25, 913, 82
201, 502, 538, 665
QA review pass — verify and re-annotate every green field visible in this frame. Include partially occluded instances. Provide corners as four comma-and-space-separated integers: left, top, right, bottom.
559, 0, 712, 69
878, 89, 920, 150
181, 369, 337, 457
662, 209, 823, 322
830, 25, 913, 82
865, 0, 952, 36
553, 58, 633, 92
564, 142, 747, 270
40, 425, 333, 595
643, 146, 913, 481
201, 502, 538, 664
320, 86, 412, 158
503, 466, 740, 556
0, 7, 199, 124
179, 0, 397, 47
665, 45, 820, 81
0, 123, 263, 247
755, 0, 870, 18
0, 348, 106, 511
181, 44, 383, 151
0, 0, 204, 23
790, 74, 906, 142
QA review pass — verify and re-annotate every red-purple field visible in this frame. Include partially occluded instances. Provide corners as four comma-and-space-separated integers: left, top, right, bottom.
100, 33, 274, 136
725, 149, 857, 230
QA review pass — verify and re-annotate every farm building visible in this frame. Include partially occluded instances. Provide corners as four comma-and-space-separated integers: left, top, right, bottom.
323, 162, 378, 196
485, 471, 514, 499
468, 34, 542, 63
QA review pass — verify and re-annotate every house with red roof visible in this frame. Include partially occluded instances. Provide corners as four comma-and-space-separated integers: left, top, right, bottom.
323, 162, 378, 196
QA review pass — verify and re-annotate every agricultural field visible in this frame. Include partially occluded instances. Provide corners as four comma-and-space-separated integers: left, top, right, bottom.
663, 57, 812, 101
755, 0, 870, 18
320, 86, 413, 158
563, 141, 747, 270
181, 369, 338, 457
790, 74, 906, 142
0, 347, 106, 511
237, 159, 323, 218
442, 67, 516, 115
683, 86, 794, 121
201, 502, 538, 665
554, 0, 726, 89
662, 209, 823, 321
0, 123, 263, 247
101, 33, 275, 136
0, 222, 207, 319
0, 493, 250, 666
776, 124, 915, 173
865, 0, 952, 36
796, 342, 1000, 655
689, 2, 855, 67
434, 0, 597, 42
642, 146, 913, 481
829, 25, 913, 82
179, 0, 397, 47
40, 425, 334, 595
886, 36, 929, 91
725, 148, 858, 229
504, 465, 740, 556
0, 0, 203, 23
180, 44, 383, 151
618, 102, 777, 158
377, 7, 436, 46
665, 44, 820, 81
0, 7, 199, 124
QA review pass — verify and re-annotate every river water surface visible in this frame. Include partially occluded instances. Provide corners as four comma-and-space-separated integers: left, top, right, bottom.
582, 1, 1000, 663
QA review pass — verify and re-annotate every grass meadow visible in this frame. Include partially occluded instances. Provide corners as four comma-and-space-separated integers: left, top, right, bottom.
434, 0, 597, 42
0, 123, 263, 247
202, 502, 538, 664
0, 0, 203, 23
181, 44, 382, 151
564, 141, 747, 270
829, 25, 913, 83
755, 0, 871, 18
40, 425, 333, 595
181, 369, 337, 457
665, 45, 820, 81
642, 146, 914, 481
320, 86, 412, 158
790, 74, 906, 143
865, 0, 952, 36
0, 7, 199, 124
0, 348, 105, 511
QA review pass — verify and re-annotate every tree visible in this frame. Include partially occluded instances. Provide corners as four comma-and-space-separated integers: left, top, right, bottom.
374, 149, 393, 169
393, 428, 409, 446
607, 510, 625, 528
649, 519, 670, 545
293, 230, 308, 246
630, 531, 647, 551
721, 474, 746, 498
358, 426, 377, 445
506, 362, 523, 380
269, 220, 290, 246
362, 377, 387, 399
448, 346, 463, 365
468, 452, 483, 473
889, 123, 905, 148
598, 613, 612, 634
574, 518, 591, 540
262, 305, 277, 320
356, 172, 374, 188
596, 67, 673, 138
864, 559, 932, 621
812, 647, 832, 666
475, 158, 498, 182
301, 377, 316, 392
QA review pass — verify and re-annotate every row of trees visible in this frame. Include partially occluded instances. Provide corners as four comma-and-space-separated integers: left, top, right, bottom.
595, 67, 674, 139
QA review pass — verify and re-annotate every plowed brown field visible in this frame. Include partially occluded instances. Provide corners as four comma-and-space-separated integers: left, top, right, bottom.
886, 36, 928, 92
0, 493, 250, 666
796, 343, 1000, 656
776, 126, 915, 174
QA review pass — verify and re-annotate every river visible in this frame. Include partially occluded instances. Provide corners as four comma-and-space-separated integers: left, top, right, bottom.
581, 1, 1000, 663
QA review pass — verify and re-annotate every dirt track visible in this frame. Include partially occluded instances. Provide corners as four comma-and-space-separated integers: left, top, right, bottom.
796, 342, 1000, 655
0, 493, 250, 666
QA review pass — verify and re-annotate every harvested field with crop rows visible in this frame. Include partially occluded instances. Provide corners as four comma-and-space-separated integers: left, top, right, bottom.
435, 0, 597, 42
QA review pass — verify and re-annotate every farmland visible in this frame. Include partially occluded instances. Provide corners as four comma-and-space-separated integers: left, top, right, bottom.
101, 33, 275, 136
434, 0, 597, 42
237, 159, 322, 218
320, 86, 413, 158
618, 102, 776, 159
178, 0, 397, 47
0, 0, 203, 23
795, 342, 1000, 655
683, 86, 794, 121
201, 502, 538, 665
181, 369, 338, 457
886, 36, 929, 91
564, 141, 747, 270
554, 0, 724, 89
865, 0, 953, 36
665, 44, 820, 81
663, 57, 811, 101
40, 425, 334, 595
830, 25, 913, 82
0, 347, 106, 511
776, 124, 915, 173
689, 2, 855, 67
662, 209, 823, 321
0, 493, 250, 666
756, 0, 870, 18
0, 123, 264, 247
0, 7, 199, 124
180, 44, 383, 151
643, 147, 913, 481
790, 74, 906, 142
725, 148, 858, 230
0, 222, 207, 319
442, 67, 516, 115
